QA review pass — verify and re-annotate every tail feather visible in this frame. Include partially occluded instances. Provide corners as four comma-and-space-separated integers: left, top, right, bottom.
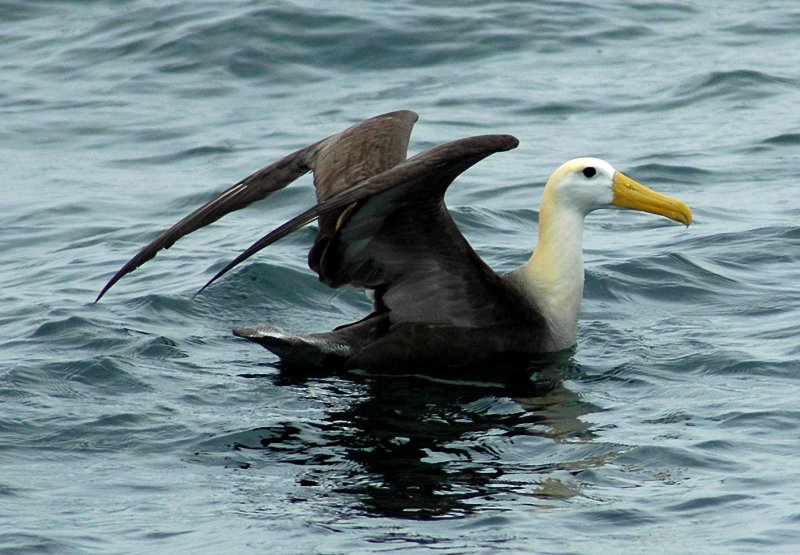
233, 323, 353, 368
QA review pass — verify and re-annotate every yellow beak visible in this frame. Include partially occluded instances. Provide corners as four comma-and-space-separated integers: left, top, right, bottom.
611, 171, 692, 226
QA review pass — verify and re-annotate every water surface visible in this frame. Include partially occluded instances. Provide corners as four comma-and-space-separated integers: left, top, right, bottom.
2, 1, 800, 553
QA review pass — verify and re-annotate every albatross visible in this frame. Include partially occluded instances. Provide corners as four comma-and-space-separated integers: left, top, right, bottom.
96, 110, 691, 371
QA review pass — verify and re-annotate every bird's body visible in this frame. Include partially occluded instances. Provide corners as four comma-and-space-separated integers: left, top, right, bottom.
97, 111, 691, 371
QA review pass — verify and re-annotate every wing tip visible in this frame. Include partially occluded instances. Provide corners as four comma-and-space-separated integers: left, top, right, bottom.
493, 134, 520, 151
94, 270, 125, 303
381, 109, 419, 122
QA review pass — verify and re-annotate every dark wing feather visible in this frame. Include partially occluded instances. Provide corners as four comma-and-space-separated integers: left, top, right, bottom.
96, 110, 418, 301
200, 134, 537, 329
319, 136, 534, 327
308, 110, 416, 273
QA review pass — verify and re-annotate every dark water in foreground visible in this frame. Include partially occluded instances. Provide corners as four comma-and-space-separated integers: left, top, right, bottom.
2, 1, 800, 553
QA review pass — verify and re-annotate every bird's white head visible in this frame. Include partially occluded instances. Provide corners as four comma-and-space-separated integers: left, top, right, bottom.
542, 157, 692, 225
519, 157, 692, 350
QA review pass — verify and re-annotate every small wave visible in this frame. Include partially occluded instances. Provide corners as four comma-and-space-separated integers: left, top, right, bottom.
723, 14, 800, 37
716, 409, 800, 431
31, 315, 135, 354
133, 335, 187, 359
629, 162, 712, 184
565, 24, 652, 48
112, 144, 236, 167
190, 420, 341, 471
628, 2, 699, 17
512, 101, 598, 118
616, 443, 745, 472
673, 69, 797, 103
761, 133, 800, 146
613, 68, 798, 115
8, 356, 149, 404
588, 251, 735, 306
667, 493, 753, 513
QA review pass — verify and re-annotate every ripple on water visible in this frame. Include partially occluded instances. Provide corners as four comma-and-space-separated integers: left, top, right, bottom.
3, 0, 800, 552
761, 132, 800, 146
181, 362, 638, 519
31, 315, 133, 352
715, 409, 800, 432
674, 69, 798, 103
38, 357, 150, 398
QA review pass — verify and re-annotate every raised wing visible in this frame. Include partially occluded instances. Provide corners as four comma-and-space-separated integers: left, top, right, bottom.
200, 134, 540, 328
96, 110, 418, 301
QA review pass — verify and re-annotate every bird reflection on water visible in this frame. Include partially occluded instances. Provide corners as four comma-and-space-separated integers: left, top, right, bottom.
198, 352, 619, 519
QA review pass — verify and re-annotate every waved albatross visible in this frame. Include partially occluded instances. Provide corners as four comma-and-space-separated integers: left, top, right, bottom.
97, 110, 692, 371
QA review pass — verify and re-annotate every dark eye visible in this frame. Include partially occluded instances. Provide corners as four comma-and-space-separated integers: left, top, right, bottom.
582, 167, 597, 178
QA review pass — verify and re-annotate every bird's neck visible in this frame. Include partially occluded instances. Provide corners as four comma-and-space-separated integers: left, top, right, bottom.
515, 199, 587, 350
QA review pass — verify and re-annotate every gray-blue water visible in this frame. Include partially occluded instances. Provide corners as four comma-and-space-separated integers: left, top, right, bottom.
2, 1, 800, 553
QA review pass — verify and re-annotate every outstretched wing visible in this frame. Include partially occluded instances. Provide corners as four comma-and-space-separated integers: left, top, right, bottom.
201, 134, 539, 328
319, 139, 523, 327
96, 110, 418, 301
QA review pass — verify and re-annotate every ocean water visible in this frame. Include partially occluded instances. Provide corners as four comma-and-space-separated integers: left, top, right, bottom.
2, 0, 800, 553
